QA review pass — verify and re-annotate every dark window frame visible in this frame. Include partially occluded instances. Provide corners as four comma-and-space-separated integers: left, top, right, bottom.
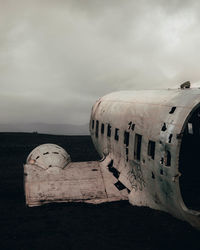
101, 123, 105, 134
107, 124, 111, 137
115, 128, 119, 141
148, 140, 156, 160
124, 131, 130, 146
95, 120, 99, 138
134, 134, 142, 161
165, 150, 171, 166
92, 120, 95, 129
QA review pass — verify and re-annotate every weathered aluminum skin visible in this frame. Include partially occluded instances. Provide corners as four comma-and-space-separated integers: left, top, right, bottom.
26, 144, 71, 169
90, 89, 200, 229
24, 89, 200, 229
24, 144, 128, 207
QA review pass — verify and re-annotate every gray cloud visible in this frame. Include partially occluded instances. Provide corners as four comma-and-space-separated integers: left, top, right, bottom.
0, 0, 200, 126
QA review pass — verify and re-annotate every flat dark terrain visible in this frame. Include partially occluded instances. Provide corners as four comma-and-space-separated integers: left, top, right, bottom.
0, 132, 199, 250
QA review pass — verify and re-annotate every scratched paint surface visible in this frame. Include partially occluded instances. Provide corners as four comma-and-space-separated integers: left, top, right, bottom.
24, 89, 200, 229
24, 159, 128, 207
90, 89, 200, 229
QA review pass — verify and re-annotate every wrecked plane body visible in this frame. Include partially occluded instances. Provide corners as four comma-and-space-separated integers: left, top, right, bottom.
24, 87, 200, 229
24, 144, 128, 206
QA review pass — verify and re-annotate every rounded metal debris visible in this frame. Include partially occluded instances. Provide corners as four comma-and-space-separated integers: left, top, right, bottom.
26, 144, 71, 169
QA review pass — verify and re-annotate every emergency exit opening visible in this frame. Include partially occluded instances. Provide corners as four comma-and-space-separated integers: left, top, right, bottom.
179, 105, 200, 211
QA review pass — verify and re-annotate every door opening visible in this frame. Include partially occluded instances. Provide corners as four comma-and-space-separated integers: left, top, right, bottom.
179, 105, 200, 211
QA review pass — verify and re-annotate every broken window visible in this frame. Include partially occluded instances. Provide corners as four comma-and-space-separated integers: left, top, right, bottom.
124, 131, 130, 162
148, 140, 155, 159
164, 150, 171, 166
124, 131, 130, 146
107, 124, 111, 137
134, 134, 142, 161
101, 123, 104, 134
95, 120, 99, 138
92, 120, 94, 129
115, 128, 119, 141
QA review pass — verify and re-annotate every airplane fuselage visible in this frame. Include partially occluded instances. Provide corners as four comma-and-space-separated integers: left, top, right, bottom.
90, 89, 200, 229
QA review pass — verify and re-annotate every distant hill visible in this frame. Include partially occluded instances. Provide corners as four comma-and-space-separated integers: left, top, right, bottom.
0, 123, 89, 135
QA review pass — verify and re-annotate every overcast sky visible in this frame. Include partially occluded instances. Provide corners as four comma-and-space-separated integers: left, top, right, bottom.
1, 0, 200, 126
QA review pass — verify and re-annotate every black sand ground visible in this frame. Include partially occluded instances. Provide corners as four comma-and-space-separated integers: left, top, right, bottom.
0, 132, 199, 250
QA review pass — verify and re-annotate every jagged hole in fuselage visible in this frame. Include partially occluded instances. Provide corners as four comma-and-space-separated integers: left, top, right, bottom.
179, 105, 200, 211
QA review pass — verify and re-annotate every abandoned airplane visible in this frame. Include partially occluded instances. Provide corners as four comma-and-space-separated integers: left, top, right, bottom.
24, 84, 200, 229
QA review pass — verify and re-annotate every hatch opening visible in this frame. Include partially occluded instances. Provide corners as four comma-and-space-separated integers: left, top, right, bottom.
179, 105, 200, 211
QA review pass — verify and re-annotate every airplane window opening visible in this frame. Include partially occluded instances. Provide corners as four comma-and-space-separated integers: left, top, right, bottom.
92, 120, 94, 129
188, 123, 193, 134
95, 120, 99, 138
126, 147, 129, 162
164, 150, 171, 166
101, 123, 104, 134
43, 152, 49, 155
169, 106, 176, 114
134, 134, 142, 161
168, 134, 173, 143
148, 140, 155, 159
161, 123, 167, 131
107, 124, 111, 137
179, 105, 200, 211
124, 131, 129, 146
115, 128, 119, 141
